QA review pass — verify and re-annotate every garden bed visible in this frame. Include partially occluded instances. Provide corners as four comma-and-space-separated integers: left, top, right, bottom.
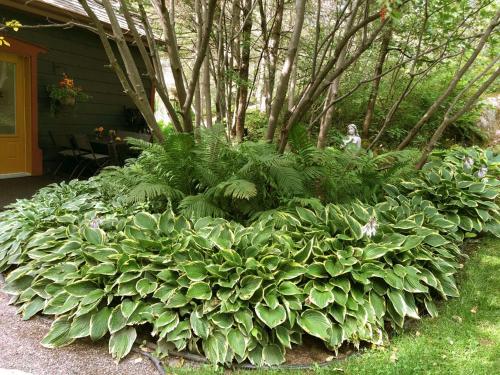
0, 144, 498, 369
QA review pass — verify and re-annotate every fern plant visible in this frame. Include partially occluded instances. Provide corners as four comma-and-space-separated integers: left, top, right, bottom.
98, 126, 416, 221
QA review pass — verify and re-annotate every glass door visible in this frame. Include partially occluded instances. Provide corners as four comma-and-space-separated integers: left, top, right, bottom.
0, 52, 27, 176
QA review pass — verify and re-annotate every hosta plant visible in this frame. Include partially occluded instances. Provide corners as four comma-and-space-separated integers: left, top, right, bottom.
0, 147, 498, 367
397, 147, 500, 238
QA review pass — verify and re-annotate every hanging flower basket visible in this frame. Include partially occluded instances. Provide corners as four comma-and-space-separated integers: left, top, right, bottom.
59, 95, 76, 106
47, 73, 91, 115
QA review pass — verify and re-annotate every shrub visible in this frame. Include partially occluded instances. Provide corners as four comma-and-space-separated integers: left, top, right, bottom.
244, 110, 268, 141
0, 147, 497, 366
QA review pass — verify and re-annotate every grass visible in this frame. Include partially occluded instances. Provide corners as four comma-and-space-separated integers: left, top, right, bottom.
164, 236, 500, 374
336, 236, 500, 374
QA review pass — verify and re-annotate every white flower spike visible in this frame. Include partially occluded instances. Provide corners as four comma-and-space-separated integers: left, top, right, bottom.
476, 165, 488, 179
463, 157, 474, 171
362, 217, 378, 238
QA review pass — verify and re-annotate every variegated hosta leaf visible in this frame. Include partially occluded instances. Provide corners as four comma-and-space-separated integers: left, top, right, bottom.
109, 326, 137, 360
186, 282, 212, 300
255, 303, 286, 329
83, 226, 105, 245
238, 275, 263, 300
41, 317, 75, 348
297, 310, 332, 341
227, 328, 247, 358
202, 332, 227, 365
262, 344, 285, 366
0, 146, 497, 365
90, 307, 112, 341
190, 309, 209, 339
133, 212, 157, 230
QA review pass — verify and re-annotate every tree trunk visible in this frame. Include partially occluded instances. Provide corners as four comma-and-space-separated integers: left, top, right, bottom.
94, 0, 164, 141
311, 0, 322, 79
398, 9, 500, 150
317, 43, 349, 149
194, 0, 203, 130
181, 0, 217, 131
266, 0, 285, 115
416, 66, 500, 169
362, 25, 392, 138
257, 0, 269, 114
194, 81, 202, 130
288, 54, 298, 109
215, 2, 227, 124
234, 0, 253, 142
138, 4, 183, 133
228, 0, 241, 138
151, 0, 191, 131
369, 3, 430, 149
278, 12, 387, 152
259, 60, 269, 112
265, 0, 306, 143
200, 0, 212, 128
202, 54, 213, 128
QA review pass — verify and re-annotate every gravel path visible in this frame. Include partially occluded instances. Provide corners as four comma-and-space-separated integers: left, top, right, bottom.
0, 285, 159, 375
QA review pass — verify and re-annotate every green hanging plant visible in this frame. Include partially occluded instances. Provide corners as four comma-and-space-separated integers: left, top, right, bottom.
47, 73, 91, 115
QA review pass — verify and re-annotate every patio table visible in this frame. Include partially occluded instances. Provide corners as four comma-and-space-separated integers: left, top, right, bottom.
90, 138, 130, 166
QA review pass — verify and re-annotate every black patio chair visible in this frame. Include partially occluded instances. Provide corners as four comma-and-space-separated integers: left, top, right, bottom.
72, 134, 111, 178
49, 131, 88, 177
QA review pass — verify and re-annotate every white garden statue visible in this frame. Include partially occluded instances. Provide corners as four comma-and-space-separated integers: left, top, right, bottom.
342, 123, 362, 151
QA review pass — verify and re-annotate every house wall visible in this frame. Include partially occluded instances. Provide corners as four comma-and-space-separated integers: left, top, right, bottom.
0, 5, 151, 171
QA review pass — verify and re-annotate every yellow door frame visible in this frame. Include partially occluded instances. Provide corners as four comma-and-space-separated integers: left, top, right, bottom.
0, 51, 31, 177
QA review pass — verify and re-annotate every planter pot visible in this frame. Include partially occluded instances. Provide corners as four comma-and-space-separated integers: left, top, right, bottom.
60, 96, 76, 106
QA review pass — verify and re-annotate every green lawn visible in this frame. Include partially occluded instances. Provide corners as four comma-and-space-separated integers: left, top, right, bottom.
166, 236, 500, 375
335, 236, 500, 375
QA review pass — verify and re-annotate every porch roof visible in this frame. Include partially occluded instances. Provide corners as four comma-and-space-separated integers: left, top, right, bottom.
3, 0, 147, 36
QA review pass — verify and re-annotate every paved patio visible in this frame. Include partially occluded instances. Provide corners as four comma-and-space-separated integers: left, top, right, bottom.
0, 176, 62, 210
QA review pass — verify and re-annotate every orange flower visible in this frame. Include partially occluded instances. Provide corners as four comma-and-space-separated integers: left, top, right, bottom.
59, 73, 75, 88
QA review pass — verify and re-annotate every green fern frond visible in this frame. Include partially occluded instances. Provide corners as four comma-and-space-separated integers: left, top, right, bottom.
125, 181, 184, 203
288, 123, 313, 152
286, 197, 324, 211
125, 137, 155, 151
216, 179, 258, 200
179, 194, 228, 218
269, 165, 305, 196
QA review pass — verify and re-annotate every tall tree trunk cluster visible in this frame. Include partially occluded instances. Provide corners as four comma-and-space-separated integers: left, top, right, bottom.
78, 0, 499, 167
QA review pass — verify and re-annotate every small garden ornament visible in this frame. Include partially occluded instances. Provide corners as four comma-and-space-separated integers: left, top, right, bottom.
342, 123, 362, 151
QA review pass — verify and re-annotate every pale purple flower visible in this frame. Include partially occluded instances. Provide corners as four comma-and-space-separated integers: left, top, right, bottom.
361, 217, 378, 238
476, 165, 488, 179
89, 217, 103, 229
463, 157, 474, 171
